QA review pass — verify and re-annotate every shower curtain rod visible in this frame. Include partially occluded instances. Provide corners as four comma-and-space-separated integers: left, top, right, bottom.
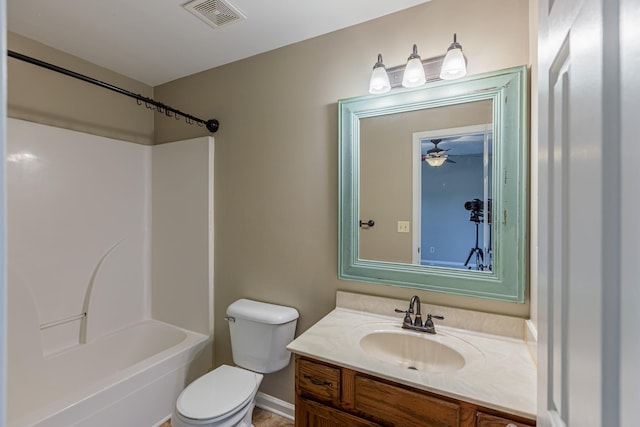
7, 50, 219, 133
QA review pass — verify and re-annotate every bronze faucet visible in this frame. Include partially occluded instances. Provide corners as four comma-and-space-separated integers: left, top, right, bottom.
395, 295, 444, 334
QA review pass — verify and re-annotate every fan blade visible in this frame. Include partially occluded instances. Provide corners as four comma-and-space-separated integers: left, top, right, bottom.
426, 147, 450, 154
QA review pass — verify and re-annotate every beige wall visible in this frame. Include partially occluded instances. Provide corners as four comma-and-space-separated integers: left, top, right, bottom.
154, 0, 530, 403
7, 32, 154, 145
528, 0, 539, 331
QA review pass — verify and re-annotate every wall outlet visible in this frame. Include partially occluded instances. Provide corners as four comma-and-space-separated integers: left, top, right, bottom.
397, 221, 410, 233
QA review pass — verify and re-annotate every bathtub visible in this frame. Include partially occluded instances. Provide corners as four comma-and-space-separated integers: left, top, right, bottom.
8, 320, 210, 427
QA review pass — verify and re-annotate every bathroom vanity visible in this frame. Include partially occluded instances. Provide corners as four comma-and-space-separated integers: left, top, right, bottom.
294, 355, 534, 426
287, 292, 536, 427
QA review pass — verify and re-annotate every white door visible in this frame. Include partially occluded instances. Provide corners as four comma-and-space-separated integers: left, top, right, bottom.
619, 1, 640, 425
537, 0, 639, 425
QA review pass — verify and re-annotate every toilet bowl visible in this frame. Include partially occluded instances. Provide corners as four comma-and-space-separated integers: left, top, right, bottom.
172, 299, 298, 427
172, 365, 263, 427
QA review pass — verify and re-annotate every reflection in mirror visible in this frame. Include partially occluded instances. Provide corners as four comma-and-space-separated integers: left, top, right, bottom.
417, 126, 493, 271
339, 66, 528, 302
359, 100, 494, 272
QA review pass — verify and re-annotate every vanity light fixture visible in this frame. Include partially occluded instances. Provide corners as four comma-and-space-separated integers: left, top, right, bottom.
368, 54, 391, 94
368, 34, 467, 94
440, 33, 467, 80
402, 44, 427, 88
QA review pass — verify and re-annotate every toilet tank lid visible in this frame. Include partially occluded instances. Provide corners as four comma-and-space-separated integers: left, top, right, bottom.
227, 299, 299, 324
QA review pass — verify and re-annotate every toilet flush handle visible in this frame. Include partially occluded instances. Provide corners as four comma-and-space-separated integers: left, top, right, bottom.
224, 316, 235, 322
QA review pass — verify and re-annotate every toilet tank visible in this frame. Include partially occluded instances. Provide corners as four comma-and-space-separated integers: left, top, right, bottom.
226, 299, 299, 374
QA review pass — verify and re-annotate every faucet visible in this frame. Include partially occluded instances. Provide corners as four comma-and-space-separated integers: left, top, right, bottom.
409, 295, 423, 327
395, 295, 444, 334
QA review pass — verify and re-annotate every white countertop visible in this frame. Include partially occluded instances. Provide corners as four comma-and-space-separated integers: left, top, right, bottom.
287, 307, 537, 420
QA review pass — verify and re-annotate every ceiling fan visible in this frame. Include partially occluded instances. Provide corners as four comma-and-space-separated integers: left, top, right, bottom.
422, 139, 456, 167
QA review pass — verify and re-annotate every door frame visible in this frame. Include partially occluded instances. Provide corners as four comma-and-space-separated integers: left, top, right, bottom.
411, 124, 492, 266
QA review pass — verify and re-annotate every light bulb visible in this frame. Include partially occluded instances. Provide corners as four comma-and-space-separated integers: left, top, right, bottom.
425, 156, 447, 167
440, 34, 467, 80
402, 44, 426, 88
369, 54, 391, 94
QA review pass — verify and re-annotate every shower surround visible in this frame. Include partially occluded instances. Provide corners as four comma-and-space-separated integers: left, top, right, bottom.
7, 118, 213, 426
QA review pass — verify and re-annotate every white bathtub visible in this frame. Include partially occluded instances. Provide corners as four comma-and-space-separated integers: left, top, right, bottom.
8, 320, 210, 427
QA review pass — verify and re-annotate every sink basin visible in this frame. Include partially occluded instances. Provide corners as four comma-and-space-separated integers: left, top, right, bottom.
359, 331, 467, 373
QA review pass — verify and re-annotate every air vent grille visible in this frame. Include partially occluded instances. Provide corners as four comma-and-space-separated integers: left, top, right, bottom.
183, 0, 246, 28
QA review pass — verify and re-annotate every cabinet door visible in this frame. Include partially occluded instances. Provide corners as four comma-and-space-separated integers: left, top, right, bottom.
354, 375, 460, 426
296, 397, 380, 427
476, 412, 535, 427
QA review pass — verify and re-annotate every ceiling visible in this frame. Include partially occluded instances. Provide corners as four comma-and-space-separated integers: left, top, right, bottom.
7, 0, 431, 87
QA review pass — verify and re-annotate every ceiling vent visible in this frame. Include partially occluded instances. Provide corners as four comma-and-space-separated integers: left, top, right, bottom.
182, 0, 246, 29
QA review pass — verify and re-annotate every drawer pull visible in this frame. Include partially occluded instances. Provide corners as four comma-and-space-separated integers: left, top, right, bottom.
304, 374, 332, 387
506, 424, 517, 427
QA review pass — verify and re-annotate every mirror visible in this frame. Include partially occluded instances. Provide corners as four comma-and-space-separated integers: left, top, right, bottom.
359, 100, 494, 270
339, 66, 528, 302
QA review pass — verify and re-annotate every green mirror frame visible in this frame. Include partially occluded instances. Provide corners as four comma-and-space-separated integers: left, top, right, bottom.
338, 65, 528, 302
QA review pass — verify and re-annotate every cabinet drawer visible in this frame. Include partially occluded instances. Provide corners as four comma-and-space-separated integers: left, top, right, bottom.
297, 358, 341, 404
297, 397, 380, 427
476, 412, 535, 427
354, 375, 460, 426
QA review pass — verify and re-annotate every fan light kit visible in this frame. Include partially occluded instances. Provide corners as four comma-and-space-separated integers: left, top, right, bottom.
368, 34, 467, 94
424, 154, 448, 167
423, 139, 456, 168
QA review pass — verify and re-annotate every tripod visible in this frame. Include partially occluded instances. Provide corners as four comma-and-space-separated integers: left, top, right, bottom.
464, 218, 485, 270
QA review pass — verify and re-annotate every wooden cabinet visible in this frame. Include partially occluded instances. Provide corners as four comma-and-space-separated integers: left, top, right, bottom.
294, 355, 535, 427
297, 358, 342, 405
354, 376, 464, 426
475, 412, 535, 427
296, 397, 380, 427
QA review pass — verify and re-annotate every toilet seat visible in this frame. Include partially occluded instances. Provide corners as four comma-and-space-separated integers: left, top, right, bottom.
176, 365, 260, 422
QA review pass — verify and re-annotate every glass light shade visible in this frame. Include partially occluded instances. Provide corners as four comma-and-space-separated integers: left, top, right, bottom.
440, 34, 467, 80
402, 57, 426, 87
369, 64, 391, 94
440, 48, 467, 80
425, 156, 447, 167
402, 44, 426, 88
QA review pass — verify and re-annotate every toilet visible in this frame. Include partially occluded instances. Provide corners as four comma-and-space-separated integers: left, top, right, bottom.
172, 299, 299, 427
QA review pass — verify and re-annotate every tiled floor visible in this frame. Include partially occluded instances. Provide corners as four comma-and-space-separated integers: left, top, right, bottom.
252, 407, 295, 426
160, 407, 294, 427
